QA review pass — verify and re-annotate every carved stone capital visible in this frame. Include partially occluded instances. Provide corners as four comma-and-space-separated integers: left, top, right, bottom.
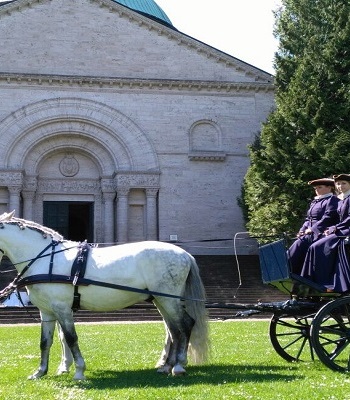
21, 191, 36, 200
101, 178, 116, 192
103, 192, 116, 202
116, 187, 130, 197
146, 188, 159, 198
7, 185, 22, 195
23, 175, 38, 191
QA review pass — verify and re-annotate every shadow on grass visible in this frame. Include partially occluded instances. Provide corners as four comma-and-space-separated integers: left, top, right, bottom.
64, 364, 303, 390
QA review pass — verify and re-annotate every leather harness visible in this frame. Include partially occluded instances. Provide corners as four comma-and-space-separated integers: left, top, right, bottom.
1, 240, 205, 311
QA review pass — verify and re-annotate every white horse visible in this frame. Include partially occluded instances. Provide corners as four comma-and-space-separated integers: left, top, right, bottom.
0, 211, 209, 380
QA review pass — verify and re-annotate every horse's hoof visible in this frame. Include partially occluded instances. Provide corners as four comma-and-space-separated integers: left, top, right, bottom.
73, 373, 86, 380
57, 369, 69, 375
28, 370, 47, 380
172, 364, 186, 376
157, 364, 172, 374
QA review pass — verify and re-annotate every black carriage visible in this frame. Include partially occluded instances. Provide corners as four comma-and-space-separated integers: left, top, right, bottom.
258, 238, 350, 372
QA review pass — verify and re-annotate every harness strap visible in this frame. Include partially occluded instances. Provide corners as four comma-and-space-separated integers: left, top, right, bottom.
13, 240, 62, 285
71, 241, 90, 311
48, 241, 59, 281
16, 274, 206, 303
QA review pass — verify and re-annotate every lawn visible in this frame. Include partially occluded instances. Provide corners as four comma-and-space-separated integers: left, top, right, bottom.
0, 320, 349, 399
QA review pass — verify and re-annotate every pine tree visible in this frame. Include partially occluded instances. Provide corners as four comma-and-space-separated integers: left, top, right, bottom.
241, 0, 350, 238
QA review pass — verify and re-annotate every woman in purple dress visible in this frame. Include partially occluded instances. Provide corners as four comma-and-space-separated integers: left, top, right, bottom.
300, 174, 350, 292
288, 178, 339, 274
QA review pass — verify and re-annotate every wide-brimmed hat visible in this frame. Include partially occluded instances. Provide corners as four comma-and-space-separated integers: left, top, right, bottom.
333, 174, 350, 182
308, 178, 335, 187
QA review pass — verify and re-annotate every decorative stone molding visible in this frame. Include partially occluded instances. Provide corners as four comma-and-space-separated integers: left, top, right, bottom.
116, 172, 160, 188
0, 170, 23, 186
59, 154, 80, 177
0, 73, 275, 94
38, 179, 100, 194
188, 151, 226, 161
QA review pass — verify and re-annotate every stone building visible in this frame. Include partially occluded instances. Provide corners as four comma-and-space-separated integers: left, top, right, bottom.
0, 0, 275, 254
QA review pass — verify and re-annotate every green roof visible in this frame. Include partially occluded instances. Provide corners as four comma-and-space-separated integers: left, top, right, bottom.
0, 1, 173, 27
113, 0, 173, 26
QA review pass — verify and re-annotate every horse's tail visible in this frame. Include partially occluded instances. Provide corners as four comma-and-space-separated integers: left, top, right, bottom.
185, 255, 210, 364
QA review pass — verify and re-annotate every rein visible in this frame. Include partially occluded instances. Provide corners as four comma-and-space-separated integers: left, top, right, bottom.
0, 240, 77, 304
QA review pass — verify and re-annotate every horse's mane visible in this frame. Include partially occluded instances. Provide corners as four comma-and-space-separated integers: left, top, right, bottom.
0, 216, 64, 240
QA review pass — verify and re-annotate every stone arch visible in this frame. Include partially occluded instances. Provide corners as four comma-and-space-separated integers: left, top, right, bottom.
189, 119, 222, 152
0, 97, 159, 172
22, 126, 117, 176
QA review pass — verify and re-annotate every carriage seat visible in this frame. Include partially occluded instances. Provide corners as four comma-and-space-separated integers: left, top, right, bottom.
258, 239, 337, 297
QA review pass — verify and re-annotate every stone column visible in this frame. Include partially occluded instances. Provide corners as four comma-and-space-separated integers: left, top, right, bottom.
8, 186, 22, 216
35, 193, 44, 224
103, 192, 115, 244
116, 187, 129, 243
22, 191, 35, 220
146, 188, 158, 240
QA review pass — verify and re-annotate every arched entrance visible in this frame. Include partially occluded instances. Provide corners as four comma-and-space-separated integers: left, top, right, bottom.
0, 97, 161, 243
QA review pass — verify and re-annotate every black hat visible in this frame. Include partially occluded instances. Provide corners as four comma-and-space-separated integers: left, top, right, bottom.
308, 178, 335, 187
333, 174, 350, 182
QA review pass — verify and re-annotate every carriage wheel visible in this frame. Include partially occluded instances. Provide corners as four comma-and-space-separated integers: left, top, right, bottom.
310, 296, 350, 372
269, 313, 315, 362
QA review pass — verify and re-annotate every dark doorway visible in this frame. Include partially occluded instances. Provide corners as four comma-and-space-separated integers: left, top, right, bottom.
43, 201, 94, 242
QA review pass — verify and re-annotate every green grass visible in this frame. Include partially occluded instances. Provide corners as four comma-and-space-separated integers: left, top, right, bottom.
0, 320, 349, 399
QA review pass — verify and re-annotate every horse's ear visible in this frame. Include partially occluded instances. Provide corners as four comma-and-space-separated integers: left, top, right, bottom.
0, 210, 15, 221
8, 210, 15, 219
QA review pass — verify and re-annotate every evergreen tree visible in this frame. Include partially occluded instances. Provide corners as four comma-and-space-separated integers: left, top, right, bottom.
241, 0, 350, 238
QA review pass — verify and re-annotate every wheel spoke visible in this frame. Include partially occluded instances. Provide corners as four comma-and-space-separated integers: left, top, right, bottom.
311, 297, 350, 372
270, 314, 314, 362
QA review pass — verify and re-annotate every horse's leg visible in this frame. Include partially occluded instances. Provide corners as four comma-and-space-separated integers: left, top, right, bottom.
56, 322, 74, 375
156, 325, 172, 374
154, 300, 195, 376
28, 312, 56, 380
55, 310, 86, 380
172, 310, 195, 376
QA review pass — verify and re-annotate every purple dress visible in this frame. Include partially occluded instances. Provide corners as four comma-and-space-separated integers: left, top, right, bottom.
300, 194, 350, 291
288, 194, 339, 274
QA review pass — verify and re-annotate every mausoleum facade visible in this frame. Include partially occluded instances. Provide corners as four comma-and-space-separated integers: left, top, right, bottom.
0, 0, 275, 254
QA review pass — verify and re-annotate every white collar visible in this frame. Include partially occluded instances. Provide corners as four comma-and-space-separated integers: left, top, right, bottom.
314, 193, 333, 200
338, 189, 350, 200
